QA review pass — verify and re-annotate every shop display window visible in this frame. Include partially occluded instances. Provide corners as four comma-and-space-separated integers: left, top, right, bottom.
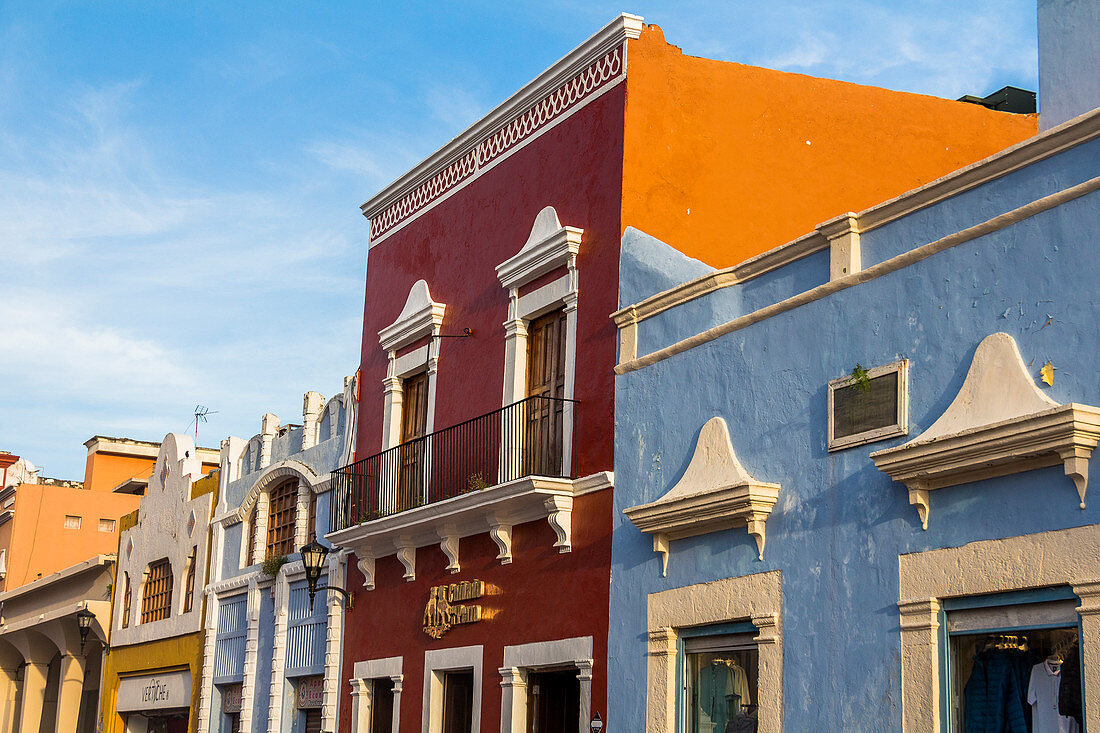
945, 589, 1084, 732
683, 629, 759, 733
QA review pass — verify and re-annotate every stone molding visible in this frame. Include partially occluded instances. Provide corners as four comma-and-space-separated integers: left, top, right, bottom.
625, 417, 779, 572
872, 333, 1100, 528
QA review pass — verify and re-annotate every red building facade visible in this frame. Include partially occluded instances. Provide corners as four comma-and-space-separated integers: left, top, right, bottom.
330, 13, 1037, 733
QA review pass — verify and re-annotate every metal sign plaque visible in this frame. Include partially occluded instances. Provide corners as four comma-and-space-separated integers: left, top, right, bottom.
423, 579, 485, 639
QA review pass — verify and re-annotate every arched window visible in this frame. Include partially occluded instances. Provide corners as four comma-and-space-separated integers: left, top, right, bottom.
121, 572, 131, 628
183, 546, 197, 613
266, 480, 298, 558
141, 558, 173, 623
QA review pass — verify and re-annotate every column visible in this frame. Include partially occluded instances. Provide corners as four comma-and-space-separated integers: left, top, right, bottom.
53, 653, 86, 733
498, 667, 525, 733
575, 660, 593, 733
17, 661, 49, 733
0, 665, 20, 733
388, 676, 402, 733
349, 679, 371, 733
238, 579, 262, 733
897, 598, 942, 733
1073, 580, 1100, 732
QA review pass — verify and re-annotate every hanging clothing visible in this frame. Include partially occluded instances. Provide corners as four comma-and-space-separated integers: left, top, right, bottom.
1028, 660, 1079, 733
699, 661, 735, 732
1058, 643, 1083, 727
729, 662, 751, 715
963, 648, 1031, 733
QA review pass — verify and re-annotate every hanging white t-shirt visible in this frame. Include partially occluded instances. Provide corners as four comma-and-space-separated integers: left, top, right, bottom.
1027, 660, 1079, 733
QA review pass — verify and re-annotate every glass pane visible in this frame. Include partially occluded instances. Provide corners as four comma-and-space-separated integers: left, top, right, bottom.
949, 627, 1082, 732
686, 646, 758, 733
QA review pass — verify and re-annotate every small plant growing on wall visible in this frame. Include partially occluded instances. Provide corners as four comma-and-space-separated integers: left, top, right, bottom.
357, 508, 384, 524
261, 554, 288, 577
850, 363, 872, 394
466, 473, 488, 493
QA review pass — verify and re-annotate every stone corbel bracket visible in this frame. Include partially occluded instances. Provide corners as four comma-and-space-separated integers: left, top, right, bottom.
544, 495, 573, 553
439, 528, 461, 574
624, 417, 781, 575
356, 556, 376, 590
872, 333, 1100, 529
489, 521, 513, 564
395, 540, 416, 582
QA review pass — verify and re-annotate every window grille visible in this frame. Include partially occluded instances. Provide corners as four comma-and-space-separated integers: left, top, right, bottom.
266, 481, 298, 558
183, 546, 197, 613
141, 558, 173, 624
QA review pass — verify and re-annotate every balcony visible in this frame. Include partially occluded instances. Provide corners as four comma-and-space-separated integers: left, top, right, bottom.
328, 396, 610, 589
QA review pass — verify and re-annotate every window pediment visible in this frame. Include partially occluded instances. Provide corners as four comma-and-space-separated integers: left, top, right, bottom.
871, 332, 1100, 529
378, 279, 447, 352
624, 417, 780, 573
496, 206, 583, 290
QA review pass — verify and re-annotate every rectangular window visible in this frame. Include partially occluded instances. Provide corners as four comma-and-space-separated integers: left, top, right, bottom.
98, 518, 116, 533
944, 590, 1083, 731
827, 359, 908, 451
140, 558, 173, 624
524, 309, 567, 476
441, 671, 474, 733
683, 632, 759, 733
64, 515, 81, 530
370, 678, 395, 732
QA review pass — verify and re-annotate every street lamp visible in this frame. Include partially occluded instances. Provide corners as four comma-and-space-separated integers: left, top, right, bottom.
76, 608, 95, 654
298, 541, 353, 612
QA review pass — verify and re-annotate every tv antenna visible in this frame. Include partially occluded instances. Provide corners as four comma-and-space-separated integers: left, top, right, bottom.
191, 405, 218, 445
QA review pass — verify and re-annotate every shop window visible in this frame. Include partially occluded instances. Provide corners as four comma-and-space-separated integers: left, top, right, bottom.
527, 670, 579, 733
827, 359, 908, 451
943, 589, 1083, 731
442, 671, 474, 733
183, 546, 197, 613
682, 628, 759, 733
121, 572, 131, 629
141, 558, 173, 623
370, 678, 395, 732
267, 480, 298, 558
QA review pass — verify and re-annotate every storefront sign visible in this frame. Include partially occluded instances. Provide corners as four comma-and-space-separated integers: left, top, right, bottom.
296, 676, 324, 709
222, 683, 243, 714
116, 670, 192, 712
423, 579, 485, 639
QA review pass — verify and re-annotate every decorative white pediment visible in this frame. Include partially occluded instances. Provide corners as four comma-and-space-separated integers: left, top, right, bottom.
624, 417, 781, 574
496, 206, 583, 290
378, 279, 447, 352
872, 333, 1100, 529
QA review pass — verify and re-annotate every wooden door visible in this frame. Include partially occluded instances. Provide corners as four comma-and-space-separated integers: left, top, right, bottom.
397, 370, 429, 510
441, 671, 474, 733
370, 678, 395, 732
526, 670, 580, 733
525, 310, 567, 476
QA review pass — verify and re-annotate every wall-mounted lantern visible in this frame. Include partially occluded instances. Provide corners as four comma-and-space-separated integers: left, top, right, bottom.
299, 540, 353, 612
76, 608, 95, 654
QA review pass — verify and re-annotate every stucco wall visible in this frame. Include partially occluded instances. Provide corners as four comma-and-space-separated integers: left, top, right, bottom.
100, 632, 205, 733
1039, 0, 1100, 130
609, 125, 1100, 728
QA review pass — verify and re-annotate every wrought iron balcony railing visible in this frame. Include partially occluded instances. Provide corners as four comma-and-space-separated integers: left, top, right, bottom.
331, 395, 574, 532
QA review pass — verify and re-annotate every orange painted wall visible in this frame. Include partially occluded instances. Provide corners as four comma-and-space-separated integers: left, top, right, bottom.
83, 452, 156, 493
1, 484, 140, 590
622, 25, 1038, 268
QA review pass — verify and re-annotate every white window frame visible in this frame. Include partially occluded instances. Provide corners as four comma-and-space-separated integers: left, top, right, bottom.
378, 280, 446, 451
827, 358, 909, 451
498, 636, 593, 733
350, 656, 403, 733
646, 570, 783, 733
496, 206, 582, 476
422, 645, 483, 733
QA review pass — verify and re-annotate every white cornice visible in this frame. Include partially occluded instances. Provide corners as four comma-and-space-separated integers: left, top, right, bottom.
361, 13, 643, 244
378, 279, 447, 352
497, 206, 583, 290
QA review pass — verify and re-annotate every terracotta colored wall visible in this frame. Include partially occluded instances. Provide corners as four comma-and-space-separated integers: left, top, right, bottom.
347, 85, 624, 732
622, 26, 1039, 268
3, 484, 140, 589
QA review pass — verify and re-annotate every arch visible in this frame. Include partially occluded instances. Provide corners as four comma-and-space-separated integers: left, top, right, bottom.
235, 459, 323, 522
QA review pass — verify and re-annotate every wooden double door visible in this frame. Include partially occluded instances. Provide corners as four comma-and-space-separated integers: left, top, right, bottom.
524, 309, 567, 477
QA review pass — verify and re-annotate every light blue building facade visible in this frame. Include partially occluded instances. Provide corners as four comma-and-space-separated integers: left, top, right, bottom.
197, 377, 357, 733
607, 3, 1100, 730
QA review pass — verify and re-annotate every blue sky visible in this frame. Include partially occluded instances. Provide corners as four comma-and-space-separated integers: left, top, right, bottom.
0, 1, 1038, 481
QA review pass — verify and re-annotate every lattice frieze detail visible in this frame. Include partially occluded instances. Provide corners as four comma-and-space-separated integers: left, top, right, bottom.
369, 45, 625, 241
